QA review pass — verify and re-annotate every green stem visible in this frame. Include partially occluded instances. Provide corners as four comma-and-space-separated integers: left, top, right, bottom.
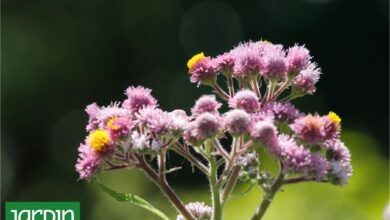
206, 140, 222, 220
251, 170, 285, 220
209, 156, 222, 220
221, 165, 241, 204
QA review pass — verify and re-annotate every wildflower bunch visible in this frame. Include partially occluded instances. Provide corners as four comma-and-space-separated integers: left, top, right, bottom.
76, 40, 352, 220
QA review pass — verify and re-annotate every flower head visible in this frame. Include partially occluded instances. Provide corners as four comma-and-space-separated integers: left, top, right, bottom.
306, 153, 329, 180
328, 161, 352, 186
169, 109, 190, 135
290, 114, 326, 144
223, 109, 251, 135
260, 44, 287, 80
250, 120, 277, 146
229, 90, 260, 113
292, 62, 321, 94
191, 95, 222, 116
106, 116, 133, 140
286, 45, 311, 74
123, 86, 158, 113
212, 52, 235, 76
230, 42, 263, 78
188, 53, 217, 86
187, 52, 205, 70
136, 106, 173, 135
194, 113, 223, 140
85, 103, 101, 132
130, 131, 162, 154
261, 102, 303, 123
75, 143, 101, 180
177, 202, 212, 220
88, 129, 113, 152
277, 135, 311, 173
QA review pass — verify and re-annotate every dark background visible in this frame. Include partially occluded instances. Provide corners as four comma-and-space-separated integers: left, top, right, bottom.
2, 0, 388, 219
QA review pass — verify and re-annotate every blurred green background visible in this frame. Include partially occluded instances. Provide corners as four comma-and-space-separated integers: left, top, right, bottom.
2, 0, 388, 219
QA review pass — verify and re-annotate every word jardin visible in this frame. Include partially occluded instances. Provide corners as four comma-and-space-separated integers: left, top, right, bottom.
6, 202, 79, 220
75, 40, 352, 220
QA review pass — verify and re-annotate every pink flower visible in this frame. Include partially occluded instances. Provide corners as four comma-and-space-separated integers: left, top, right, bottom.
223, 109, 251, 135
292, 62, 321, 94
231, 42, 263, 78
194, 113, 223, 140
261, 102, 303, 123
75, 143, 101, 180
191, 95, 222, 116
189, 57, 217, 86
286, 45, 311, 74
212, 53, 235, 76
136, 106, 172, 135
260, 44, 287, 80
123, 86, 158, 113
106, 116, 133, 140
277, 134, 311, 173
229, 90, 260, 113
85, 103, 101, 132
250, 120, 277, 145
290, 114, 326, 144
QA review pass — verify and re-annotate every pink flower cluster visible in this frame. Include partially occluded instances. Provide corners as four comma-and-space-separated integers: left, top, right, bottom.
76, 40, 352, 189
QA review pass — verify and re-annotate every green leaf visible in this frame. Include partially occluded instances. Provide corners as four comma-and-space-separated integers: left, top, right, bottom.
96, 181, 171, 220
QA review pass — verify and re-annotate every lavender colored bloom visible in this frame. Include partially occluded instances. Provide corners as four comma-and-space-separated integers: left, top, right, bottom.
261, 102, 303, 123
212, 52, 235, 76
106, 116, 133, 140
97, 102, 131, 126
325, 140, 352, 185
290, 114, 326, 144
189, 57, 218, 86
325, 140, 351, 164
169, 109, 190, 135
250, 120, 277, 146
75, 143, 101, 180
292, 62, 321, 94
191, 95, 222, 116
136, 106, 172, 135
286, 45, 311, 74
260, 44, 287, 80
194, 112, 223, 140
322, 116, 341, 141
183, 121, 201, 146
230, 42, 263, 78
130, 131, 162, 154
277, 134, 311, 173
223, 109, 251, 135
86, 103, 101, 132
306, 153, 329, 180
123, 86, 158, 113
328, 161, 352, 186
177, 202, 212, 220
229, 90, 260, 113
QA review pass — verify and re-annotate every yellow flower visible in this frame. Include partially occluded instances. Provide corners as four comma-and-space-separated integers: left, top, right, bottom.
88, 129, 111, 152
107, 117, 120, 131
328, 111, 341, 125
187, 52, 205, 70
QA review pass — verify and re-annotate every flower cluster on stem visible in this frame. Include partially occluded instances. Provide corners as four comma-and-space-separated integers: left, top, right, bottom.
76, 40, 352, 220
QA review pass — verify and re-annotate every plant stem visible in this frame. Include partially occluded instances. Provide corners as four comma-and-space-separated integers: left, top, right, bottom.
270, 77, 292, 101
221, 165, 241, 204
251, 167, 285, 220
212, 83, 230, 100
209, 155, 222, 220
172, 143, 209, 174
137, 155, 195, 220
